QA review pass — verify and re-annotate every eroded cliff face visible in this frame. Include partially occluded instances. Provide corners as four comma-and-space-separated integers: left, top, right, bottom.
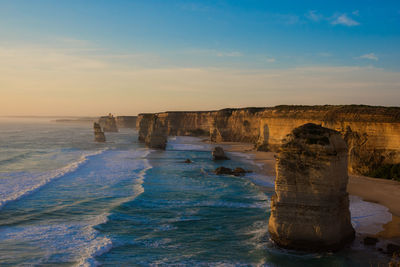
137, 105, 400, 175
99, 114, 118, 132
137, 111, 213, 141
116, 116, 137, 129
268, 123, 355, 251
138, 114, 168, 149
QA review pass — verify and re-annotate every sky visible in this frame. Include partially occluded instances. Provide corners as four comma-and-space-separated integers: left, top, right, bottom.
0, 0, 400, 116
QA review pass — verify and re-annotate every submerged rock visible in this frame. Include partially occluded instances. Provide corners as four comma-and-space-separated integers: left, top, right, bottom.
268, 123, 355, 251
387, 243, 400, 255
93, 122, 106, 142
212, 146, 229, 160
232, 167, 247, 176
214, 166, 250, 176
363, 237, 378, 246
215, 167, 233, 175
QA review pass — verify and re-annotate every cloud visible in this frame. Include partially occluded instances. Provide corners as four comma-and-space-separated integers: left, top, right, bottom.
306, 10, 323, 22
1, 41, 399, 116
332, 14, 360, 26
357, 53, 379, 61
216, 51, 242, 57
182, 48, 242, 58
352, 10, 360, 16
266, 57, 276, 63
178, 3, 211, 12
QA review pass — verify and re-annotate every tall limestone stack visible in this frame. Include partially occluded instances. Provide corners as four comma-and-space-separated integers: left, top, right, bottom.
93, 122, 106, 142
101, 113, 119, 132
144, 115, 168, 149
268, 123, 355, 251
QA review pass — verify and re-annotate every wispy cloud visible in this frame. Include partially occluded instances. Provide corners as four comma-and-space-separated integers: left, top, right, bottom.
183, 48, 242, 58
270, 13, 300, 25
357, 53, 379, 61
216, 51, 242, 57
178, 3, 211, 12
331, 14, 360, 26
306, 10, 323, 22
266, 57, 276, 63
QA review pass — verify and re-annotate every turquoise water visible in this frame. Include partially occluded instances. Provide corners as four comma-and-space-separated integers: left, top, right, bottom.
0, 118, 390, 266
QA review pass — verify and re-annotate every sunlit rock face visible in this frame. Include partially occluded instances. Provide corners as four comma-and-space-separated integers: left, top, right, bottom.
93, 122, 106, 142
116, 116, 137, 129
136, 106, 400, 175
268, 123, 355, 251
99, 114, 119, 132
144, 115, 168, 149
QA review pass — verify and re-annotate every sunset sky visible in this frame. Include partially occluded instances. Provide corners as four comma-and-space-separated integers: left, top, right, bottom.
1, 0, 400, 116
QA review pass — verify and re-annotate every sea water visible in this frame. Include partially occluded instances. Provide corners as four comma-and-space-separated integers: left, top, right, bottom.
0, 118, 391, 266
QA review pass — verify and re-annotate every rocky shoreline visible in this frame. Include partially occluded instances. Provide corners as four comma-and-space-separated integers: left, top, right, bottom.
136, 105, 400, 179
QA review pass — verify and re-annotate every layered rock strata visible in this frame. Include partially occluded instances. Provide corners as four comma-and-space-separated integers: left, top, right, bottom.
93, 122, 106, 142
143, 115, 168, 149
99, 113, 119, 132
116, 116, 137, 129
268, 123, 355, 251
137, 105, 400, 176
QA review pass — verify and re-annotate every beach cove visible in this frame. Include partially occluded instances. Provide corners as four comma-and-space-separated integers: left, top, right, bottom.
217, 141, 400, 247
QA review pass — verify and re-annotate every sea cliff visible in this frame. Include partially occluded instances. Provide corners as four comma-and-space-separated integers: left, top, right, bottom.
116, 116, 137, 129
137, 105, 400, 176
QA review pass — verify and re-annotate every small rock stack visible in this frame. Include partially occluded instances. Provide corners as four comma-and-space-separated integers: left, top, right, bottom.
93, 122, 106, 142
212, 146, 229, 160
268, 123, 355, 251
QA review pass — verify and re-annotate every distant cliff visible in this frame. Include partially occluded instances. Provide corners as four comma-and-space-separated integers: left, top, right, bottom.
99, 114, 118, 132
116, 116, 137, 129
137, 105, 400, 176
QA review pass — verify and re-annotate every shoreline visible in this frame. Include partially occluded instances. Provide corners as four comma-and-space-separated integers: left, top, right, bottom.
212, 141, 400, 241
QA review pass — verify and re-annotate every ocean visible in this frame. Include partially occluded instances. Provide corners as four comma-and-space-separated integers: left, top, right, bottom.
0, 118, 391, 266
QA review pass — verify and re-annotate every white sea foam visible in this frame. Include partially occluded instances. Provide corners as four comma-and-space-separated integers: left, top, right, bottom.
75, 213, 113, 267
76, 151, 153, 266
166, 136, 212, 151
0, 213, 113, 267
0, 149, 107, 209
0, 148, 154, 267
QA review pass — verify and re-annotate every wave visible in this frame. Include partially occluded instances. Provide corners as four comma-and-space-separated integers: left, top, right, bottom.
0, 148, 154, 267
75, 213, 113, 267
0, 151, 33, 166
0, 212, 113, 267
0, 149, 107, 209
76, 151, 153, 266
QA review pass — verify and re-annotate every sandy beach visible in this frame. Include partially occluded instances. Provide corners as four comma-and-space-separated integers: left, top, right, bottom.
215, 141, 400, 240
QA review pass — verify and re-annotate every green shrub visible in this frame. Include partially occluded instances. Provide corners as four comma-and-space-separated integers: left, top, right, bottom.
369, 164, 400, 181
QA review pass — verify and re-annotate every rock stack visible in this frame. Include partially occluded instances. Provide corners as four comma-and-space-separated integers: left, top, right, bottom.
145, 115, 168, 149
212, 146, 229, 160
101, 113, 118, 132
93, 122, 106, 142
268, 123, 355, 251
